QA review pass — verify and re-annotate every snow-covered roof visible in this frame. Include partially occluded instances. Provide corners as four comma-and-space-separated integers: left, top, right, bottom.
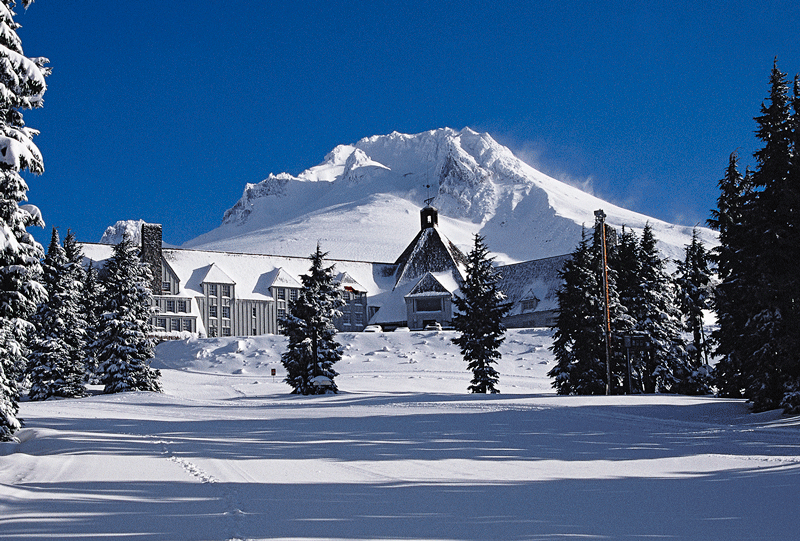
198, 263, 235, 285
406, 273, 449, 297
80, 242, 395, 303
263, 267, 303, 289
80, 242, 115, 266
406, 271, 462, 298
393, 226, 467, 288
161, 248, 393, 301
496, 254, 569, 315
335, 271, 366, 292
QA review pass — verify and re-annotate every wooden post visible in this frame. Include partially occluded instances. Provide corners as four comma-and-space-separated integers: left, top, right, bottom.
595, 210, 613, 396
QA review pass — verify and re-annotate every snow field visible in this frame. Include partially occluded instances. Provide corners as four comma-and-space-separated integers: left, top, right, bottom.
1, 329, 799, 540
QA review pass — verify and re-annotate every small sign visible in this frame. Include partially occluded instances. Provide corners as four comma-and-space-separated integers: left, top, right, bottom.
622, 334, 651, 351
271, 368, 276, 376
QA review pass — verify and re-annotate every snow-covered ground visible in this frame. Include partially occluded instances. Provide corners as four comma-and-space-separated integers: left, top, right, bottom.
2, 329, 799, 540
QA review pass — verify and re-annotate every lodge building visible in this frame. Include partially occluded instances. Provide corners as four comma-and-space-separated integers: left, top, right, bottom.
81, 204, 567, 337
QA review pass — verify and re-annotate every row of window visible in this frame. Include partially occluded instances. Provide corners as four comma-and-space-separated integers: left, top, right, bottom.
161, 299, 189, 313
207, 326, 232, 337
209, 306, 231, 319
341, 310, 364, 326
162, 280, 233, 299
156, 318, 193, 332
208, 284, 232, 298
275, 287, 298, 302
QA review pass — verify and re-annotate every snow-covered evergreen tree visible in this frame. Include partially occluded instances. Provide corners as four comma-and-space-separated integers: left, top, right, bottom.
80, 262, 103, 382
628, 224, 687, 393
707, 152, 752, 398
62, 230, 87, 369
0, 0, 50, 441
674, 228, 713, 394
27, 228, 86, 400
280, 244, 344, 395
95, 234, 161, 394
549, 225, 631, 395
452, 234, 510, 394
742, 60, 800, 411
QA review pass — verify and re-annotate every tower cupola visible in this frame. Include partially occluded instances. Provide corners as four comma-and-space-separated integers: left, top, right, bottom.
420, 204, 438, 230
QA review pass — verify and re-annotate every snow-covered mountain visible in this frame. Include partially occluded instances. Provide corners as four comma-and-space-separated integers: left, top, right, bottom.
99, 219, 146, 245
184, 128, 716, 264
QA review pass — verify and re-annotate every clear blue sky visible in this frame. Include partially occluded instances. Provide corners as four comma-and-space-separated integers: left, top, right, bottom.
16, 1, 800, 247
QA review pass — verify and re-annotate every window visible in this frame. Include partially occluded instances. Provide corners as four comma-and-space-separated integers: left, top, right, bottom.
166, 300, 175, 312
277, 288, 285, 300
416, 298, 442, 312
182, 319, 192, 332
277, 308, 286, 319
177, 300, 187, 313
209, 326, 217, 337
222, 306, 230, 319
222, 327, 231, 337
162, 281, 171, 292
521, 298, 539, 313
222, 284, 231, 297
289, 288, 298, 302
252, 328, 257, 335
209, 284, 218, 296
252, 307, 257, 317
171, 319, 180, 331
209, 306, 218, 318
342, 311, 351, 325
157, 318, 167, 329
354, 311, 363, 325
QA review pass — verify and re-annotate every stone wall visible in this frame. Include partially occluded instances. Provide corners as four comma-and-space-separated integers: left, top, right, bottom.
140, 223, 163, 294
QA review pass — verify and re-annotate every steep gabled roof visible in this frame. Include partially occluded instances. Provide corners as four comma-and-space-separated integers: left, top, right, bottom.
335, 271, 366, 292
393, 226, 467, 289
199, 263, 235, 285
406, 272, 450, 297
263, 267, 302, 289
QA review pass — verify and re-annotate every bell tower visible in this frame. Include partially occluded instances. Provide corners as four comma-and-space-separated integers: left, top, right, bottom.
420, 204, 438, 230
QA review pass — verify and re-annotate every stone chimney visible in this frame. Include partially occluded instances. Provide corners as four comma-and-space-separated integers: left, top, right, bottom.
140, 223, 163, 293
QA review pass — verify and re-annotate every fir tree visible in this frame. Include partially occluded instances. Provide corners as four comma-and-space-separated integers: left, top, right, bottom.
707, 152, 752, 398
452, 234, 511, 394
742, 60, 800, 411
549, 225, 631, 395
62, 230, 88, 371
629, 224, 687, 393
614, 226, 641, 311
280, 244, 344, 395
80, 262, 103, 382
95, 234, 161, 394
0, 0, 50, 441
674, 228, 713, 394
27, 228, 87, 400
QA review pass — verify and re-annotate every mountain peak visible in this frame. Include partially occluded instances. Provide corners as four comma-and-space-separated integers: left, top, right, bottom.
184, 128, 716, 265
